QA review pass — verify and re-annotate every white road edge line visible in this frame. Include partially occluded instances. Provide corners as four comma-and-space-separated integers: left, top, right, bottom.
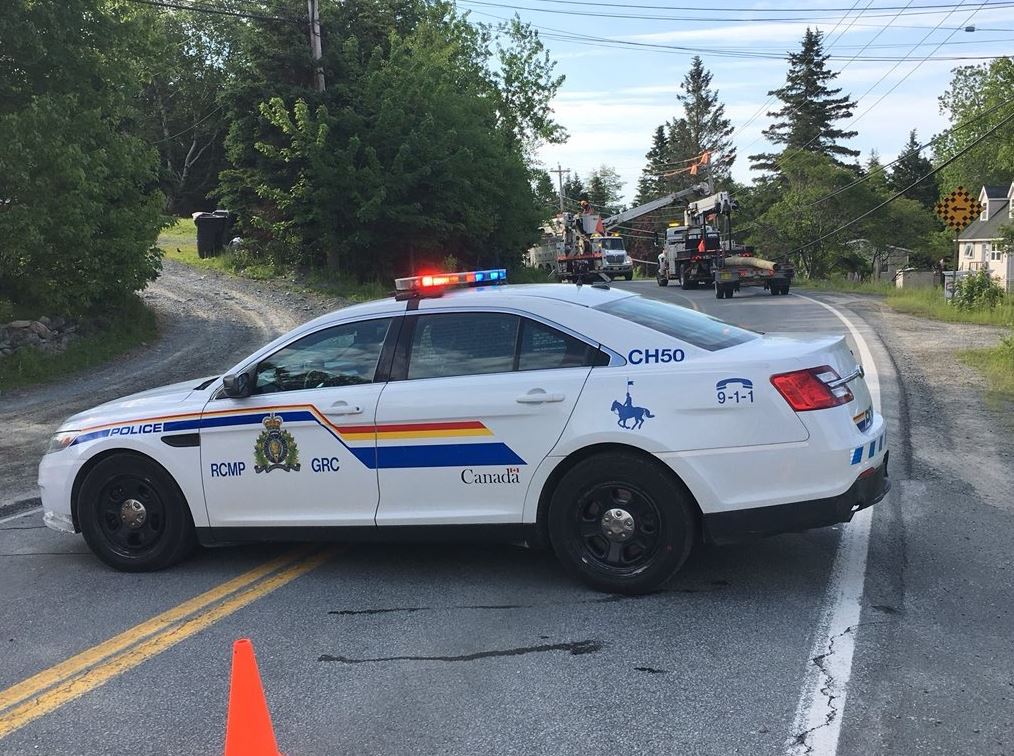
0, 508, 42, 526
785, 292, 881, 756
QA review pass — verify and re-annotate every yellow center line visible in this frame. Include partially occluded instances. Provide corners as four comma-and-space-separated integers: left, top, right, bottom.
0, 546, 333, 739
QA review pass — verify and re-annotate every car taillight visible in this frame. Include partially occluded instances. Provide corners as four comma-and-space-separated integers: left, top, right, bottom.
770, 365, 854, 411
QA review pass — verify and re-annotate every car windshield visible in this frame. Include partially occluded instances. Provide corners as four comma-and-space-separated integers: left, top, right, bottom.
600, 238, 625, 250
596, 296, 758, 351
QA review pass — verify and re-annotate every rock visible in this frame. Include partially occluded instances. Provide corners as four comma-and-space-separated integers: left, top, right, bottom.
7, 320, 31, 329
50, 316, 66, 330
39, 315, 51, 326
28, 321, 53, 338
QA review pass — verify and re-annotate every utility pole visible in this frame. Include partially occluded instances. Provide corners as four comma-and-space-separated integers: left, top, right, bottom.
550, 163, 569, 214
308, 0, 325, 92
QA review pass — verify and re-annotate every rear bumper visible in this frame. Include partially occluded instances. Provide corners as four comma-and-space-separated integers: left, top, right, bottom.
703, 453, 890, 544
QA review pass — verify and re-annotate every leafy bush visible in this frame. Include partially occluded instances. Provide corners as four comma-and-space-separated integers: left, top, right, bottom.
952, 269, 1006, 311
0, 1, 165, 315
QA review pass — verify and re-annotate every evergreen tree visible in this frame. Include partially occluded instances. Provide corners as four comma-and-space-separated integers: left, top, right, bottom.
635, 126, 668, 204
676, 56, 734, 182
562, 173, 585, 207
888, 130, 938, 209
750, 29, 859, 174
586, 165, 624, 215
635, 57, 733, 204
865, 150, 889, 195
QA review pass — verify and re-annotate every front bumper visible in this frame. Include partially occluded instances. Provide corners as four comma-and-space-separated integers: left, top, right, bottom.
703, 453, 890, 544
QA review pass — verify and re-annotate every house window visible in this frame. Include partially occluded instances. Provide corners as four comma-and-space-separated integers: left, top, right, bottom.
964, 244, 974, 259
989, 243, 1002, 261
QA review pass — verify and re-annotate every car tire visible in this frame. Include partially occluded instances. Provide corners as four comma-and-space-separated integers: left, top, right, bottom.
657, 276, 668, 287
548, 453, 695, 594
78, 454, 197, 572
624, 272, 633, 281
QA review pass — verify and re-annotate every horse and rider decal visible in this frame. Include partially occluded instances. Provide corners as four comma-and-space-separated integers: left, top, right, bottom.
611, 380, 655, 430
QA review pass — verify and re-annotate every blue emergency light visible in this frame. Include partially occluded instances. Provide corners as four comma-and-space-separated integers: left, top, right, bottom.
394, 269, 508, 297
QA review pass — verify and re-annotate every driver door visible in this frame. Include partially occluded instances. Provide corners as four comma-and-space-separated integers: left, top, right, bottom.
200, 317, 394, 528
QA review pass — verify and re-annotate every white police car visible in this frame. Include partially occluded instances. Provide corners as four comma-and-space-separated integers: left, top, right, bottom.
39, 270, 888, 594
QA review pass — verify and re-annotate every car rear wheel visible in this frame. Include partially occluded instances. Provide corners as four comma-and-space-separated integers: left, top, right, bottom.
624, 272, 633, 281
548, 453, 695, 594
78, 454, 196, 572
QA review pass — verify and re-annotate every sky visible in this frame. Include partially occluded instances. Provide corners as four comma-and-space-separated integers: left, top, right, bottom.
457, 0, 1014, 204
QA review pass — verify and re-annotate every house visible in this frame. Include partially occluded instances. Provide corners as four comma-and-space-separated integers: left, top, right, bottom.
957, 182, 1014, 292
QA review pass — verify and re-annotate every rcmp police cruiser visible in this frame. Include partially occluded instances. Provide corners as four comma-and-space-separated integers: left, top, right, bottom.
39, 269, 888, 594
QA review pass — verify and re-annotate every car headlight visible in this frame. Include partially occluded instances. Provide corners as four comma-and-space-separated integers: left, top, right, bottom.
46, 431, 79, 454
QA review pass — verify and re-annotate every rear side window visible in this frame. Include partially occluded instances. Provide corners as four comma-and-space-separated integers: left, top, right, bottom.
596, 297, 757, 351
408, 313, 518, 379
518, 318, 596, 371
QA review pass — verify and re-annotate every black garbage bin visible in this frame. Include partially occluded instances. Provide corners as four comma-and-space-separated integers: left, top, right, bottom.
194, 211, 232, 258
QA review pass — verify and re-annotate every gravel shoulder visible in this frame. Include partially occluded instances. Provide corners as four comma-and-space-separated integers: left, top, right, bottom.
826, 295, 1014, 755
0, 259, 342, 508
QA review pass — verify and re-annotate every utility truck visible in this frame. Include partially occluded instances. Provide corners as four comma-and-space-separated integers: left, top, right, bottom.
656, 190, 793, 298
555, 182, 712, 282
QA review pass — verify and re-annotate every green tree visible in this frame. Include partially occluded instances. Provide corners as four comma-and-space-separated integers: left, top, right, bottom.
139, 10, 234, 214
562, 173, 585, 207
750, 29, 859, 174
888, 130, 938, 210
635, 126, 669, 204
238, 12, 541, 279
676, 56, 734, 182
0, 0, 164, 313
490, 16, 567, 162
749, 152, 934, 278
935, 57, 1014, 190
532, 170, 559, 220
865, 150, 889, 195
586, 165, 625, 215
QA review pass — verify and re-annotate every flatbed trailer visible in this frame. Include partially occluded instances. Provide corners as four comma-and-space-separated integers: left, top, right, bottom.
713, 256, 793, 299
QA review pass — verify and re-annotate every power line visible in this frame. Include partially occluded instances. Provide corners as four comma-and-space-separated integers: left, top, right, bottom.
460, 0, 1014, 22
121, 0, 301, 23
520, 0, 1012, 12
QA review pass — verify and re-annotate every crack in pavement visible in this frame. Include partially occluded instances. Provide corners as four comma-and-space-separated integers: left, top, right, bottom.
318, 639, 602, 664
789, 620, 893, 754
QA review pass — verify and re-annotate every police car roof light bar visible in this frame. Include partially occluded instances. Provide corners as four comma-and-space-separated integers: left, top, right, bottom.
394, 269, 507, 300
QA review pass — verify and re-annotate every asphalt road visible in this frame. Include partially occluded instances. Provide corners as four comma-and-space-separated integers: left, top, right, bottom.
0, 275, 1011, 755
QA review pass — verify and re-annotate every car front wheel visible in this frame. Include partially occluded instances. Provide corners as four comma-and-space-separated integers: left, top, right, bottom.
548, 453, 695, 594
78, 454, 197, 572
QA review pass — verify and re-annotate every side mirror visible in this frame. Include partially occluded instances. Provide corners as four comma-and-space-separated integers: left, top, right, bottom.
222, 371, 252, 398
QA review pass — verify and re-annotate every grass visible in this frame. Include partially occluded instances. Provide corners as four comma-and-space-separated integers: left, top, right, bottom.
959, 335, 1014, 398
886, 287, 1014, 327
0, 295, 158, 391
795, 277, 894, 294
796, 276, 1014, 328
158, 217, 277, 280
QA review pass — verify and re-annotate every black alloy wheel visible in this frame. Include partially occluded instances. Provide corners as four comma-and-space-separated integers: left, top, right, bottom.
548, 453, 695, 594
79, 454, 196, 572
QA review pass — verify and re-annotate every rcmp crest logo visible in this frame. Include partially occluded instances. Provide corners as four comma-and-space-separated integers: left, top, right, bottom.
254, 413, 301, 473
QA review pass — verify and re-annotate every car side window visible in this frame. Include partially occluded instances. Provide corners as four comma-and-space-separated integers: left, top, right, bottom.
407, 313, 518, 379
254, 318, 392, 394
518, 318, 596, 371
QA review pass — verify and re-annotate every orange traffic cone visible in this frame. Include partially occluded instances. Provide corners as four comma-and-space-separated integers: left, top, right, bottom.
225, 639, 280, 756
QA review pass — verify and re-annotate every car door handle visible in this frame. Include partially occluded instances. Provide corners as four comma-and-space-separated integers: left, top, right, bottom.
516, 390, 566, 404
324, 402, 362, 416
